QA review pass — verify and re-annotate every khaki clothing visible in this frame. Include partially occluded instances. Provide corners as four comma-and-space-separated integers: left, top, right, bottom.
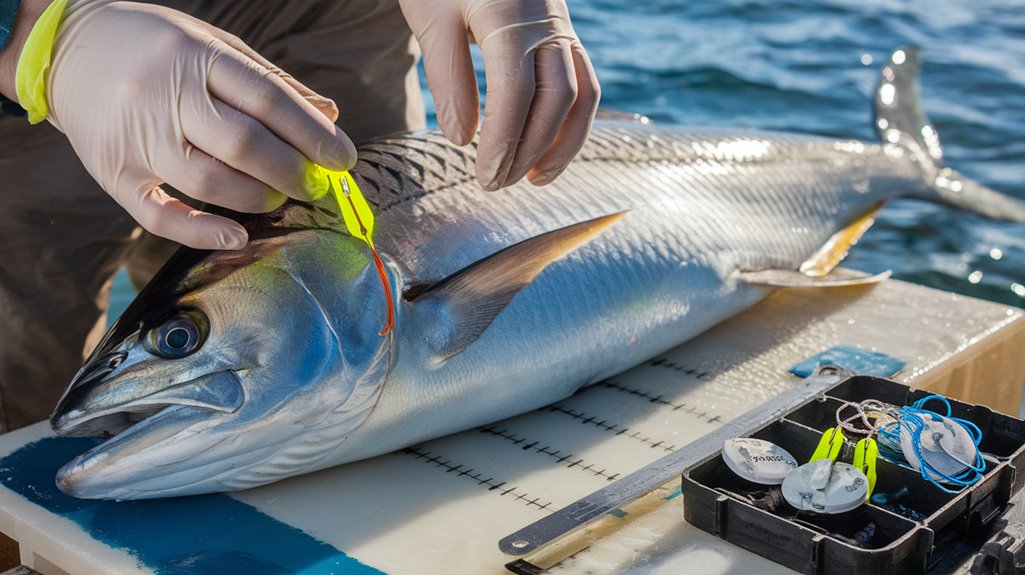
0, 0, 425, 430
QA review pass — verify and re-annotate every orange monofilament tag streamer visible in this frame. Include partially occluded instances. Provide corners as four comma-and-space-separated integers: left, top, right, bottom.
329, 170, 394, 336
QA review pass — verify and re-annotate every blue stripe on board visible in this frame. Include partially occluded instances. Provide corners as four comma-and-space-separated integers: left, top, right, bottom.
0, 437, 385, 575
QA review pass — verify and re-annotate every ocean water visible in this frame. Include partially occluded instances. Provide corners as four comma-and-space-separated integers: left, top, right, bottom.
109, 0, 1025, 318
569, 0, 1025, 307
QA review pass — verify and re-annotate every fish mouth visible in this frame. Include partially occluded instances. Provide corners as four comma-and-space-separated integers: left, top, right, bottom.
53, 401, 188, 438
55, 403, 224, 500
51, 370, 245, 439
50, 370, 246, 500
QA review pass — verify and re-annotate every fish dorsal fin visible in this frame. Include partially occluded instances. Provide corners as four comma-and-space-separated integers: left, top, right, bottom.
799, 202, 886, 277
739, 267, 891, 288
411, 212, 627, 362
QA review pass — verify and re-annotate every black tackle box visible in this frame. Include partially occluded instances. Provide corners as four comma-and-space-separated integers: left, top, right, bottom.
681, 375, 1025, 574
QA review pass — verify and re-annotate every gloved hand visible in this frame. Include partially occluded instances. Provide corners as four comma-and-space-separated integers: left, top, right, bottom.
42, 0, 357, 249
399, 0, 600, 191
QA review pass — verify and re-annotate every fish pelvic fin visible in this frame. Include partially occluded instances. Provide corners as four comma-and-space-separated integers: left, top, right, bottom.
739, 267, 891, 288
875, 46, 1025, 222
410, 211, 628, 363
799, 201, 886, 277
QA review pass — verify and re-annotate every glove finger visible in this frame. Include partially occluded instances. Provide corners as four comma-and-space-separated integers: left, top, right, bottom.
211, 30, 340, 122
158, 145, 288, 214
527, 42, 600, 186
206, 44, 356, 171
504, 40, 578, 186
180, 92, 334, 203
474, 36, 535, 191
409, 7, 479, 145
118, 184, 249, 250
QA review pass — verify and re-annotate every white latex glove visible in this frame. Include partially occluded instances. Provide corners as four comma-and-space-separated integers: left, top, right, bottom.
44, 0, 356, 249
399, 0, 600, 191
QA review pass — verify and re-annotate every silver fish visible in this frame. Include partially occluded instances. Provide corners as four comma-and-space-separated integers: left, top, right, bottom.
50, 48, 1025, 499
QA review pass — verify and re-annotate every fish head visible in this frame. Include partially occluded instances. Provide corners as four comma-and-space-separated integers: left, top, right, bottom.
50, 231, 394, 499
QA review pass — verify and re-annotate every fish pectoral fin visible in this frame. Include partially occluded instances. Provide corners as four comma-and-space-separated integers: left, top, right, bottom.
738, 267, 891, 288
412, 211, 628, 362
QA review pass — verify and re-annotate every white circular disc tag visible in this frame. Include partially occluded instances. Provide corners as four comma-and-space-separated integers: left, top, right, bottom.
899, 415, 976, 482
937, 418, 979, 467
782, 461, 868, 514
722, 438, 798, 485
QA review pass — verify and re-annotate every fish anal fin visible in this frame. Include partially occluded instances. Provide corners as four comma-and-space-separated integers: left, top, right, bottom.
799, 202, 886, 277
414, 212, 628, 362
739, 267, 891, 288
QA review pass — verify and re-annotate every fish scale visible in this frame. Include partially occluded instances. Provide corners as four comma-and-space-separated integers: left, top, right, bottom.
330, 127, 920, 464
353, 128, 904, 285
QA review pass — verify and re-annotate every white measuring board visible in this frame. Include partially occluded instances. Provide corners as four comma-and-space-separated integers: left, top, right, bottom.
0, 279, 1022, 575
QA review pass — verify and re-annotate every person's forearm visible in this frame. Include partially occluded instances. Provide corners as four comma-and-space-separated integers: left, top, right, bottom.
0, 0, 49, 101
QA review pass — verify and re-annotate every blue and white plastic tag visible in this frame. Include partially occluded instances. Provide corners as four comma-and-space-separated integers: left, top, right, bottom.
899, 416, 977, 481
790, 346, 906, 378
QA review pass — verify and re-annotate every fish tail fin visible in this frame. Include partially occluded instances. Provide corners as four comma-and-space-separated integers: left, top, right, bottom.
874, 46, 1025, 222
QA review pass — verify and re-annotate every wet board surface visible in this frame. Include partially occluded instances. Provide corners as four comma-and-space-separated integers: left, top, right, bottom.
1, 279, 1024, 575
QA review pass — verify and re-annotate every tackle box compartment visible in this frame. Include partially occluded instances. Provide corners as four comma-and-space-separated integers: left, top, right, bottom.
680, 375, 1025, 574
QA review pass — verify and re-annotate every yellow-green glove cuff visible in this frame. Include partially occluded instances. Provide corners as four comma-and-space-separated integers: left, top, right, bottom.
14, 0, 70, 124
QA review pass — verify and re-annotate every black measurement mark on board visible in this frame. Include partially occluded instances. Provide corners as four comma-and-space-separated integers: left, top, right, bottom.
545, 405, 676, 452
478, 426, 622, 481
648, 357, 713, 380
600, 381, 722, 424
400, 447, 553, 511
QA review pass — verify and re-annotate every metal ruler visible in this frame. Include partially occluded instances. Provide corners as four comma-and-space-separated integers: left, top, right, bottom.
498, 366, 849, 559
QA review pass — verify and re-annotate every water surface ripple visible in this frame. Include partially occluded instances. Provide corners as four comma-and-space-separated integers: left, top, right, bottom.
106, 2, 1025, 315
569, 0, 1025, 307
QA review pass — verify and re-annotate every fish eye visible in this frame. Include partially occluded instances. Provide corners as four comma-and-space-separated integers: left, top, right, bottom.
145, 310, 209, 359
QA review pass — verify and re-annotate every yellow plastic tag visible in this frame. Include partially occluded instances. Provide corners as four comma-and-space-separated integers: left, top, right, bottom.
14, 0, 71, 124
330, 171, 376, 249
853, 437, 879, 498
323, 169, 393, 336
810, 427, 844, 463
